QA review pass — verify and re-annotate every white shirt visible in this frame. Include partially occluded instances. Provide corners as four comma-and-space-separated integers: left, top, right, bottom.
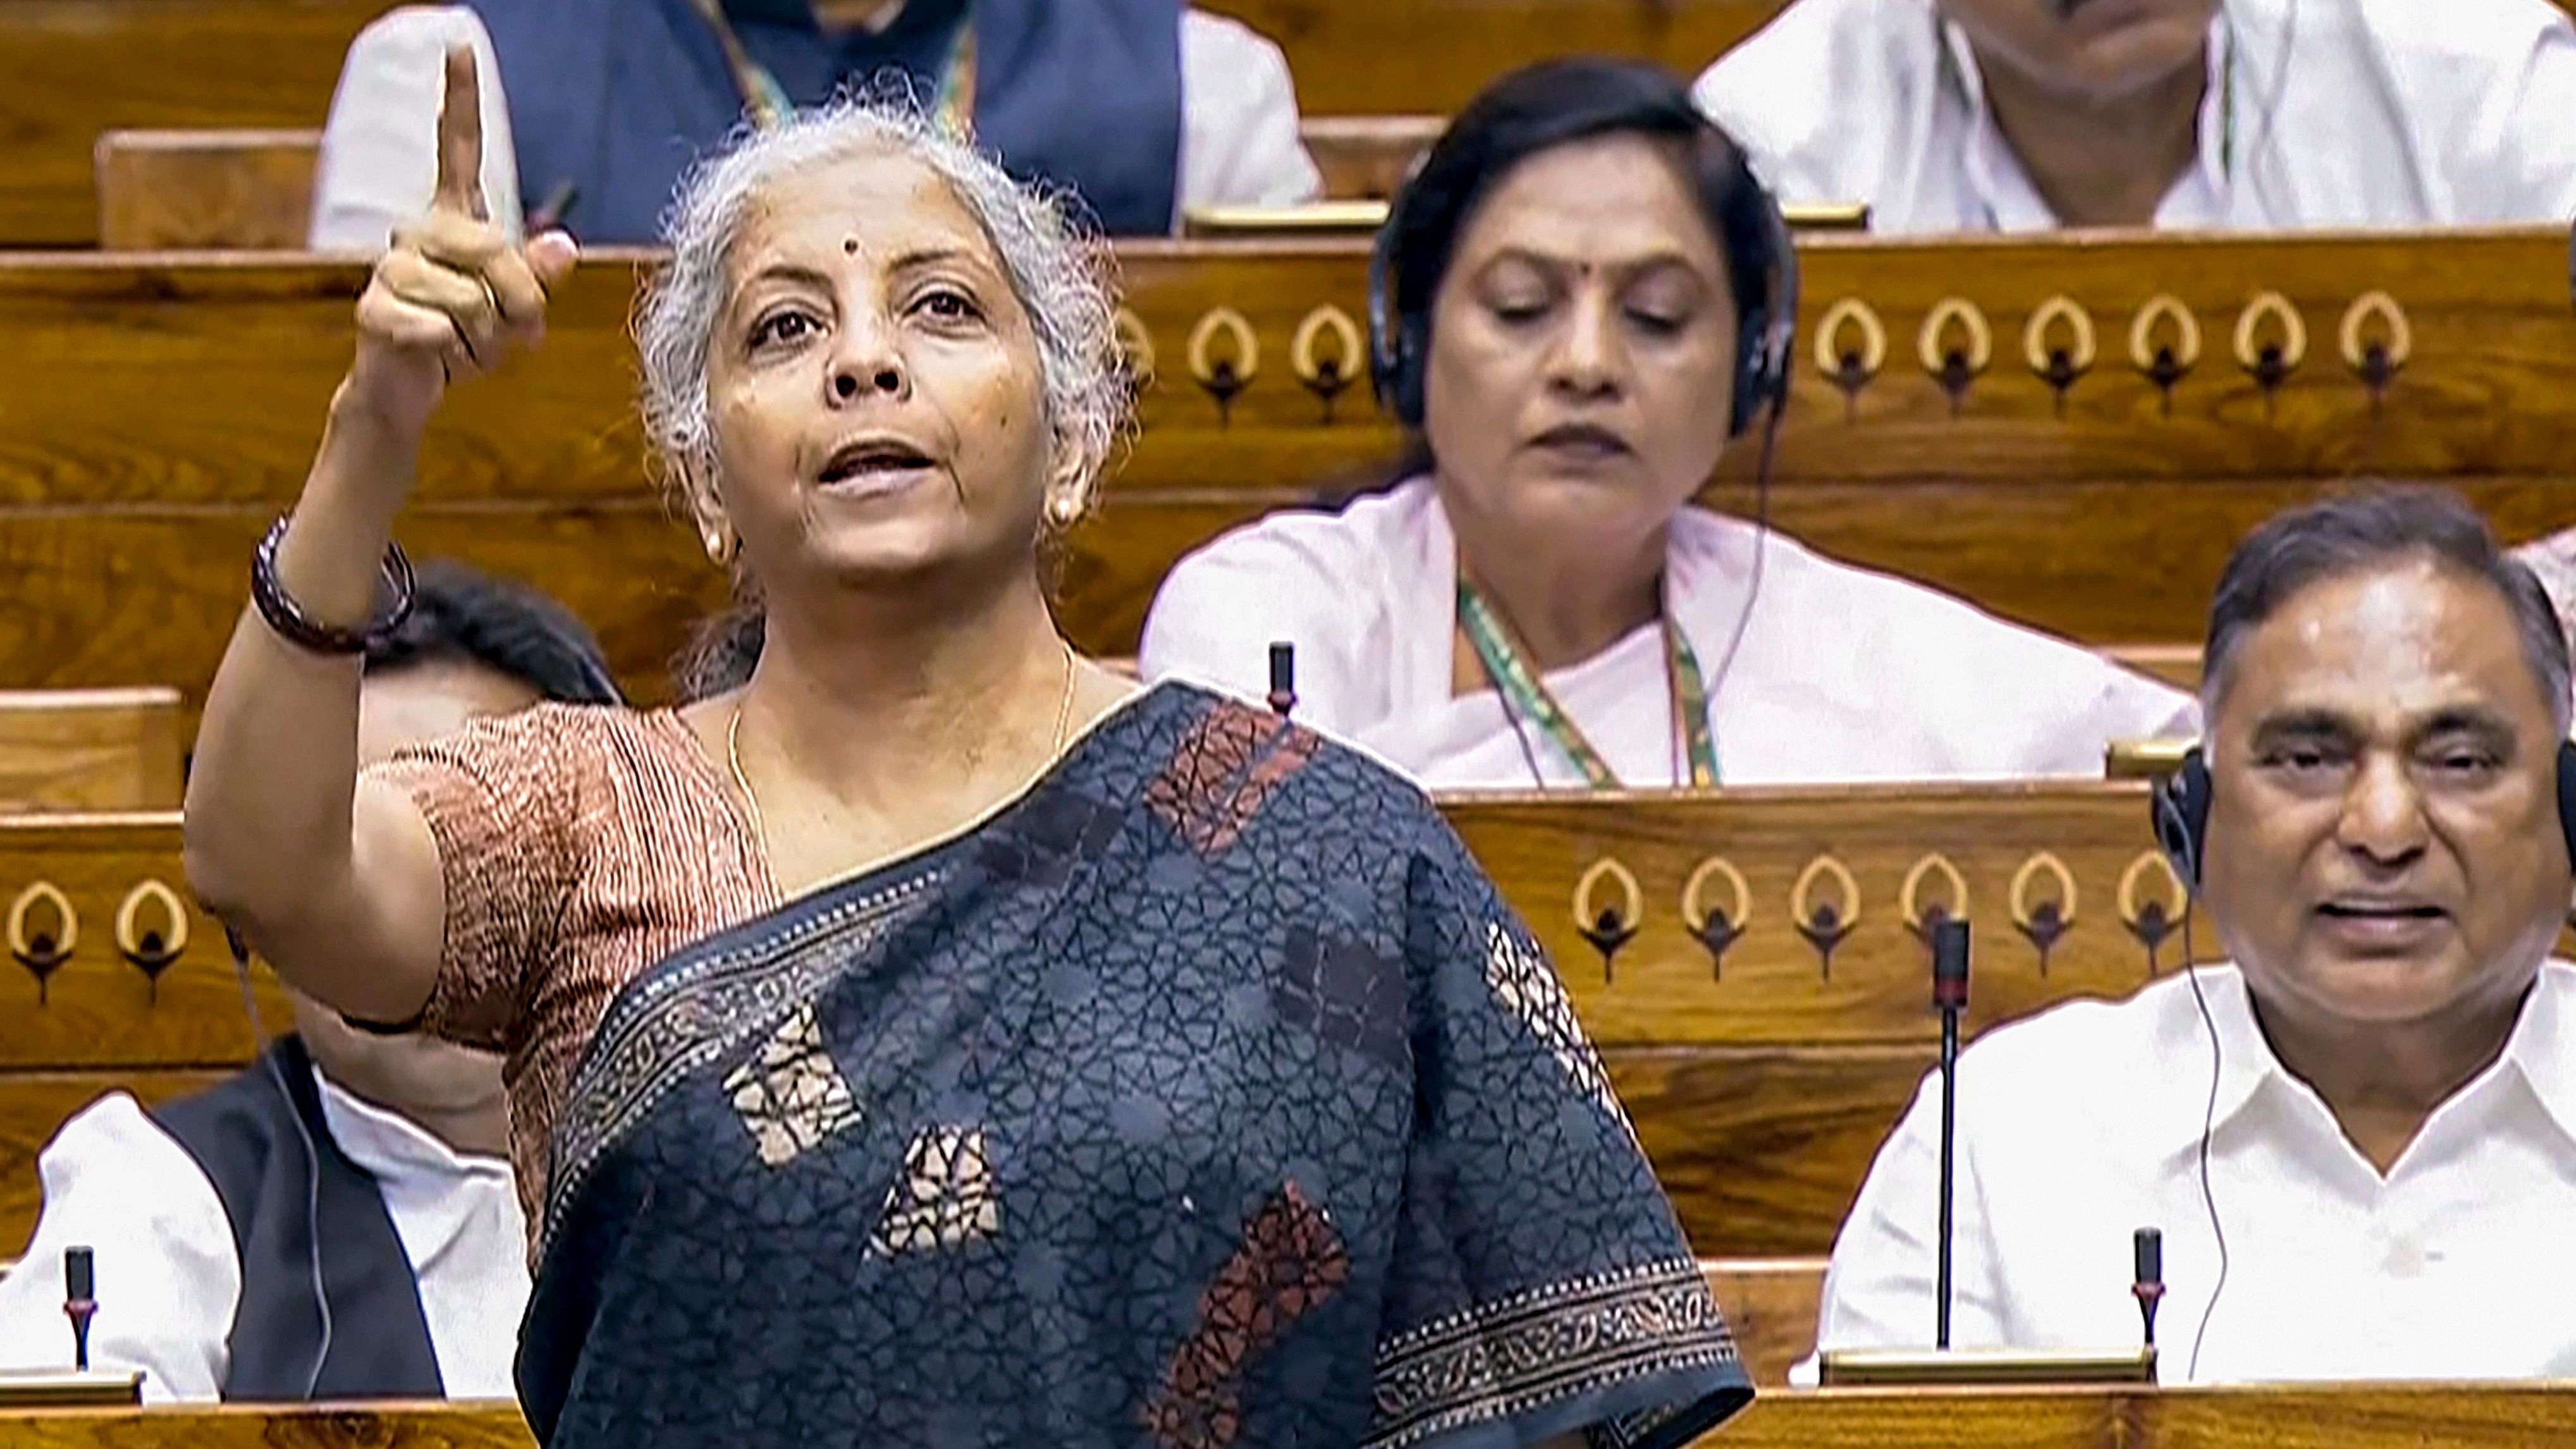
308, 4, 1321, 250
1692, 0, 2576, 234
0, 1072, 528, 1401
1810, 962, 2576, 1384
1137, 477, 2195, 787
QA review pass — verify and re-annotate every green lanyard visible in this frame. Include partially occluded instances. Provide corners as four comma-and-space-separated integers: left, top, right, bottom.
687, 0, 978, 138
1456, 580, 1720, 789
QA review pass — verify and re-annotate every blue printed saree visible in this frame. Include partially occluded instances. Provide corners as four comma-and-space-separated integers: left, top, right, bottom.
518, 683, 1747, 1446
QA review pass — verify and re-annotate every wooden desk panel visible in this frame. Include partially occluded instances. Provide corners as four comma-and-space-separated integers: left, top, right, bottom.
3, 232, 2570, 707
0, 690, 183, 814
0, 1072, 227, 1259
11, 1, 1795, 245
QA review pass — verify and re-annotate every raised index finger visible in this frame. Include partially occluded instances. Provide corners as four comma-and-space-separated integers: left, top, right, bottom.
433, 44, 488, 221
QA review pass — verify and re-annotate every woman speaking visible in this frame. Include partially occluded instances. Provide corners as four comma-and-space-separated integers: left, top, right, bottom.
181, 46, 1746, 1449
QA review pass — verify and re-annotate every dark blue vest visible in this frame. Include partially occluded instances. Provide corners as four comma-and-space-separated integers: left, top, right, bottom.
151, 1037, 445, 1402
469, 0, 1184, 242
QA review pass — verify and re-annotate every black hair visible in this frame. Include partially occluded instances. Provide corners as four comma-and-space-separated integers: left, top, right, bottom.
1379, 55, 1777, 396
2204, 486, 2571, 728
364, 560, 623, 707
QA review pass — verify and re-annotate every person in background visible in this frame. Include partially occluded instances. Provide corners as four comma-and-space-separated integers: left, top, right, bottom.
1140, 58, 2191, 790
1693, 0, 2576, 233
1810, 488, 2576, 1383
309, 0, 1320, 248
0, 563, 620, 1402
185, 52, 1748, 1445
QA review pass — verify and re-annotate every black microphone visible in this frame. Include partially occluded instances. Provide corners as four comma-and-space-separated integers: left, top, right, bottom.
63, 1246, 95, 1372
2133, 1227, 2166, 1366
1931, 919, 1970, 1350
1266, 642, 1297, 718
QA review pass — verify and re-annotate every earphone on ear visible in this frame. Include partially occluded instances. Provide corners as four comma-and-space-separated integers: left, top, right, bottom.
2151, 739, 2576, 893
1366, 133, 1800, 438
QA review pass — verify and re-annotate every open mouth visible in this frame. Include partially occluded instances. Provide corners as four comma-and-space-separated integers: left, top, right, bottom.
818, 437, 936, 487
1528, 423, 1631, 458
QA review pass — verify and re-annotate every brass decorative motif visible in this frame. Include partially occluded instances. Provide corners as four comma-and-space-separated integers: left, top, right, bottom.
2337, 290, 2412, 401
1814, 297, 1889, 418
1789, 854, 1861, 981
1915, 299, 1994, 414
1899, 853, 1970, 946
1185, 307, 1260, 425
113, 879, 190, 1001
2118, 850, 2192, 974
1572, 858, 1644, 984
1290, 304, 1363, 421
1110, 307, 1156, 396
2007, 852, 2079, 975
2022, 295, 2097, 412
1679, 856, 1751, 981
2127, 295, 2202, 412
8, 882, 77, 1004
2231, 291, 2309, 398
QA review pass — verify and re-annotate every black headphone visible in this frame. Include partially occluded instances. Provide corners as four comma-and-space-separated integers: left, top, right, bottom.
1365, 128, 1800, 437
2151, 740, 2576, 893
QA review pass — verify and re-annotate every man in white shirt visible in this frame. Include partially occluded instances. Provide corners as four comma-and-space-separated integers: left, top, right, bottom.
308, 0, 1320, 250
0, 564, 621, 1401
1812, 487, 2576, 1383
1693, 0, 2576, 233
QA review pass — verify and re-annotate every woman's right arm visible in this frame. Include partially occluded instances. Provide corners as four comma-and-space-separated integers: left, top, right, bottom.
183, 45, 576, 1025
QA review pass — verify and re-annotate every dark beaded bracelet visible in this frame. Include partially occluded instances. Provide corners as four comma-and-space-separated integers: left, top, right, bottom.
249, 513, 415, 656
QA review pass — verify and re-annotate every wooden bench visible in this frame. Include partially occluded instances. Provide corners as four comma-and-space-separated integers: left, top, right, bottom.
1, 230, 2567, 708
0, 783, 2251, 1258
2, 1383, 2573, 1445
97, 118, 1448, 250
0, 690, 183, 814
7, 1, 1801, 245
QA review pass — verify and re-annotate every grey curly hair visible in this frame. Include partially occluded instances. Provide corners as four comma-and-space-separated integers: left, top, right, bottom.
633, 96, 1132, 696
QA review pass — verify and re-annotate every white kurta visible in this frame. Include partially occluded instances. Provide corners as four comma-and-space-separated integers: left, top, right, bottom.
1808, 962, 2576, 1384
308, 4, 1322, 250
1138, 478, 2195, 788
0, 1072, 528, 1401
1692, 0, 2576, 233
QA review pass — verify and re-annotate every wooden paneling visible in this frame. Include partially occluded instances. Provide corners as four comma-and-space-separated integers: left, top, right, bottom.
0, 1072, 226, 1257
95, 119, 1418, 252
1705, 1257, 1825, 1386
1610, 1044, 1932, 1256
2, 231, 2569, 704
4, 1385, 2576, 1447
1449, 785, 2214, 1047
0, 690, 183, 813
9, 1, 1791, 245
1301, 114, 1438, 200
0, 814, 285, 1072
0, 1, 383, 248
95, 131, 318, 252
1202, 0, 1786, 114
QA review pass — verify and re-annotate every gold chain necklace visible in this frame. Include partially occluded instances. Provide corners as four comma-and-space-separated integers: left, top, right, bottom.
728, 642, 1079, 849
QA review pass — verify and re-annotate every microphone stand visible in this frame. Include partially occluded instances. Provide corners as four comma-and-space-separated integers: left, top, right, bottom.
1266, 642, 1297, 718
62, 1247, 95, 1372
1930, 919, 1970, 1350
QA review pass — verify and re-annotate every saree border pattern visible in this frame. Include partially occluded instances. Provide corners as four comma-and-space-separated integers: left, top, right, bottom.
1363, 1257, 1739, 1449
538, 871, 942, 1254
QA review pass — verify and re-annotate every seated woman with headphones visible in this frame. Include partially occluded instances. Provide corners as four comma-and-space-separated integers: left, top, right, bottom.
1139, 58, 2192, 788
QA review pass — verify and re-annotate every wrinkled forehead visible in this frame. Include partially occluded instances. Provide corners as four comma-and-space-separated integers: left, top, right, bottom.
2212, 559, 2560, 739
722, 145, 1001, 294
